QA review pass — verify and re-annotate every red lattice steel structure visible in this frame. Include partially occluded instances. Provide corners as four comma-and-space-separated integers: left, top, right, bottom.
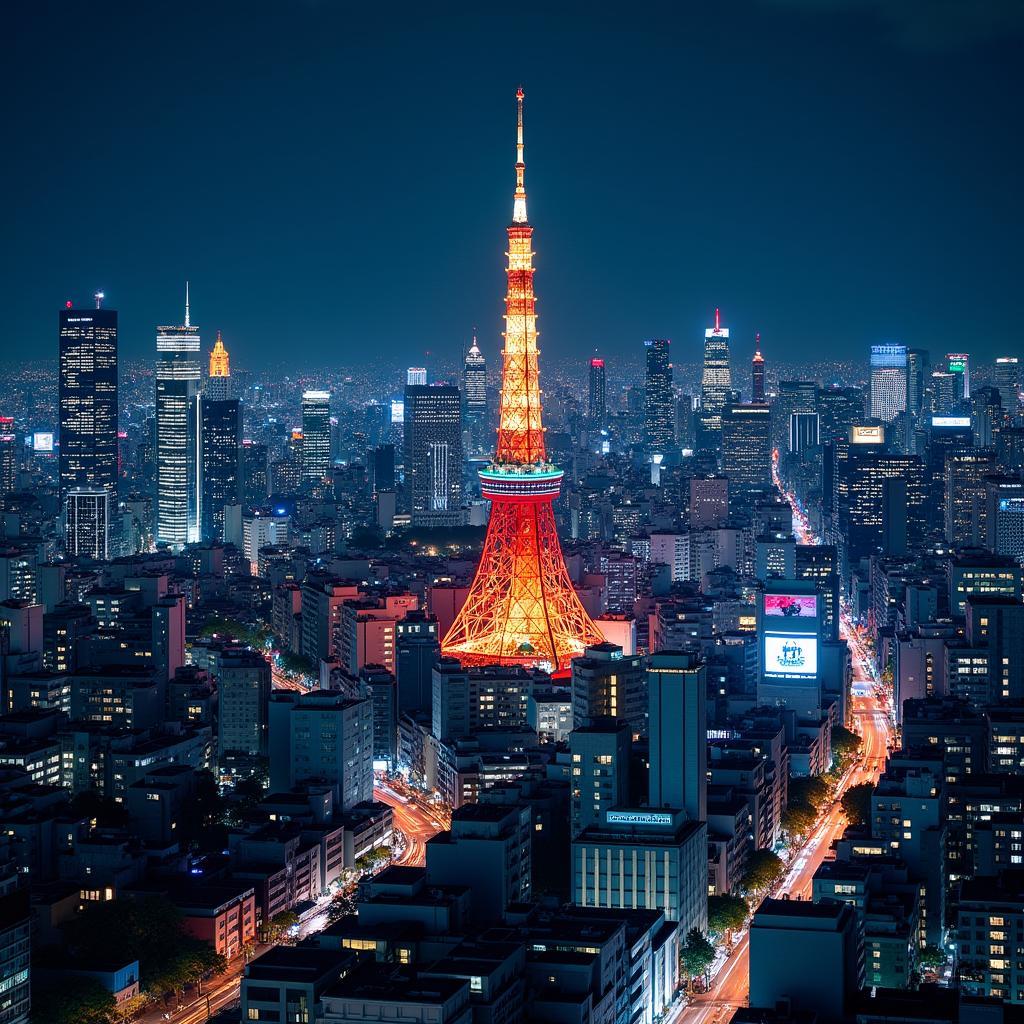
442, 89, 604, 671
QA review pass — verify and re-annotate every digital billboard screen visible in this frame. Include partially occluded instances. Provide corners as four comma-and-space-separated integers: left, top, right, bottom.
32, 432, 54, 453
763, 634, 818, 679
763, 594, 817, 619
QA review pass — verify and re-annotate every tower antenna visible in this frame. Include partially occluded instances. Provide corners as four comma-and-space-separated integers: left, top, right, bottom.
185, 281, 191, 328
513, 87, 528, 224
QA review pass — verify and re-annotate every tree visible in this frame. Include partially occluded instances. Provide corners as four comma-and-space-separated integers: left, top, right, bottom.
841, 782, 875, 827
788, 775, 831, 811
781, 802, 818, 837
707, 894, 748, 937
178, 769, 227, 850
264, 910, 299, 943
919, 943, 946, 972
33, 976, 117, 1024
679, 929, 716, 988
740, 849, 785, 893
831, 726, 862, 762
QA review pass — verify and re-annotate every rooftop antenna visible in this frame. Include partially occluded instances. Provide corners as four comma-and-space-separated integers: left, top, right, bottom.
94, 291, 104, 310
185, 281, 191, 328
715, 307, 721, 332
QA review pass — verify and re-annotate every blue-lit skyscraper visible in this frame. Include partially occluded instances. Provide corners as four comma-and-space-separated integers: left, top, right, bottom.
869, 343, 908, 423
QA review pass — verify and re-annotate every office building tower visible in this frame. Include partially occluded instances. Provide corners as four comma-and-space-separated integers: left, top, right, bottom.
995, 356, 1020, 419
907, 347, 930, 419
395, 609, 440, 714
240, 440, 269, 507
644, 339, 674, 458
986, 477, 1024, 559
0, 885, 30, 1024
947, 352, 970, 399
369, 444, 395, 494
689, 475, 729, 529
206, 330, 231, 400
870, 344, 908, 423
403, 384, 463, 526
588, 357, 607, 427
945, 447, 996, 546
751, 333, 766, 404
929, 370, 960, 414
200, 397, 241, 542
0, 420, 15, 495
156, 287, 202, 547
58, 299, 118, 500
64, 487, 109, 560
569, 719, 632, 837
750, 900, 863, 1024
462, 333, 487, 452
441, 90, 603, 670
973, 386, 1004, 448
217, 648, 272, 765
721, 403, 772, 487
647, 651, 707, 821
700, 308, 731, 436
773, 380, 817, 453
757, 581, 823, 716
407, 367, 427, 386
790, 411, 820, 453
571, 642, 647, 735
301, 390, 331, 481
817, 386, 864, 444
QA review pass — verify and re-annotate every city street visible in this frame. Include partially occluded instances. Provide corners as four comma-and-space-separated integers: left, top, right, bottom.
374, 780, 448, 867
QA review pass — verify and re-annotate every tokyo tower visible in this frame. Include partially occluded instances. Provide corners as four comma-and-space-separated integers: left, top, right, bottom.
442, 89, 604, 671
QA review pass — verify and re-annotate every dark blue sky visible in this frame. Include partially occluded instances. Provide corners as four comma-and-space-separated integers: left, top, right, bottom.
4, 1, 1023, 369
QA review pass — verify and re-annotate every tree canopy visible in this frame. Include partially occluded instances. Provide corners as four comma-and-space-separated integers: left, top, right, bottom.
831, 726, 862, 759
32, 977, 116, 1024
740, 849, 785, 893
788, 775, 831, 811
679, 929, 716, 986
781, 802, 818, 838
707, 894, 748, 936
841, 782, 875, 827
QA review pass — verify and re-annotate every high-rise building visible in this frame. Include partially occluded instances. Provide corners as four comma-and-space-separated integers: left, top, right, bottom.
721, 403, 772, 487
790, 412, 820, 453
406, 367, 427, 386
59, 298, 118, 501
700, 308, 732, 436
462, 333, 487, 453
301, 390, 331, 481
206, 330, 231, 400
156, 287, 202, 547
441, 89, 603, 671
403, 384, 463, 526
944, 447, 996, 546
369, 444, 396, 494
929, 370, 960, 414
772, 380, 817, 453
752, 333, 766, 404
647, 651, 707, 821
240, 440, 269, 507
907, 347, 930, 419
588, 357, 607, 427
946, 352, 970, 400
571, 642, 647, 735
644, 339, 674, 458
64, 487, 109, 560
870, 343, 908, 423
995, 356, 1020, 420
816, 386, 864, 445
0, 419, 15, 495
201, 397, 241, 542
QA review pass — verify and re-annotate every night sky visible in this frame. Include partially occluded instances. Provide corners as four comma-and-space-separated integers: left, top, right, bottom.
4, 1, 1023, 368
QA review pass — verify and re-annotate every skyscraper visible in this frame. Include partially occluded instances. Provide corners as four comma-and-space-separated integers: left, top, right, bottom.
406, 367, 427, 387
869, 343, 908, 423
462, 333, 487, 453
64, 487, 109, 560
644, 339, 674, 458
240, 440, 269, 507
300, 390, 331, 481
156, 286, 202, 547
403, 384, 463, 526
206, 330, 231, 400
588, 357, 607, 428
721, 403, 772, 487
752, 333, 766, 404
907, 347, 930, 420
700, 308, 732, 437
59, 298, 118, 501
995, 357, 1020, 419
201, 397, 241, 542
441, 89, 603, 671
0, 419, 15, 495
946, 352, 970, 400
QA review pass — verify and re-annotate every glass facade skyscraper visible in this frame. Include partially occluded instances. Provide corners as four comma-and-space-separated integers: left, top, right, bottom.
403, 384, 463, 526
700, 309, 731, 437
644, 338, 674, 458
869, 343, 908, 423
59, 304, 118, 501
301, 390, 332, 481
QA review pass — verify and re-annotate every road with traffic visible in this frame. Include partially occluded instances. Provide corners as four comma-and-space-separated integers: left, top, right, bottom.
668, 461, 893, 1024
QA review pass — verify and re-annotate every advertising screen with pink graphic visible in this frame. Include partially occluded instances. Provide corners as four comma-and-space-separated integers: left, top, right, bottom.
763, 594, 817, 618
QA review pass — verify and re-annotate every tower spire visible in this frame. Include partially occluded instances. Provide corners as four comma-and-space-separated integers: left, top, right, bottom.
513, 87, 528, 224
715, 306, 721, 332
185, 281, 191, 328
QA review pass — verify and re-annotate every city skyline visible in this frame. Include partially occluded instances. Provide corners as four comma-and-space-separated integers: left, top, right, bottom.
5, 3, 1024, 366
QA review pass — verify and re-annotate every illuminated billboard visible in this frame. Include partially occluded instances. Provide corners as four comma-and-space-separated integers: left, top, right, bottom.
763, 634, 818, 678
850, 425, 885, 444
948, 358, 966, 373
764, 594, 817, 619
999, 498, 1024, 513
390, 399, 405, 424
33, 432, 54, 453
931, 416, 971, 428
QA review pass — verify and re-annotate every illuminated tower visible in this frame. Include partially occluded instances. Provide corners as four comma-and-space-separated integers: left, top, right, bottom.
752, 333, 766, 404
207, 330, 231, 400
700, 307, 731, 436
442, 89, 604, 671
